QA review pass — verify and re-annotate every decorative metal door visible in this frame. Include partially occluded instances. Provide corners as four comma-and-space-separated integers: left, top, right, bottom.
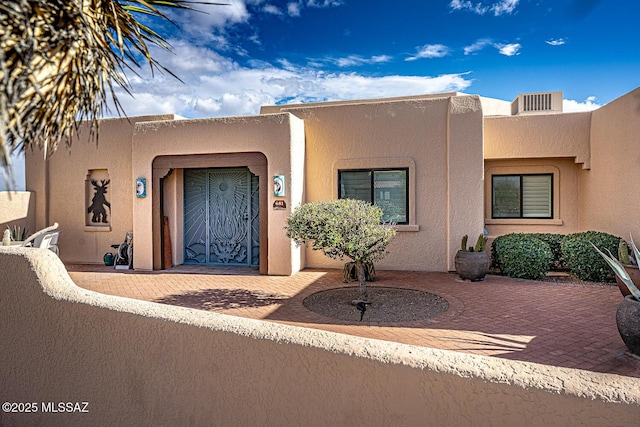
184, 168, 259, 266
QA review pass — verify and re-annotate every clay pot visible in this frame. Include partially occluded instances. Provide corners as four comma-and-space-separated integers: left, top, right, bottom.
616, 295, 640, 356
614, 264, 640, 297
455, 251, 489, 282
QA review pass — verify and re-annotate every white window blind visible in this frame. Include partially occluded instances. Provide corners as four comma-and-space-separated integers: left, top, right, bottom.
522, 175, 552, 218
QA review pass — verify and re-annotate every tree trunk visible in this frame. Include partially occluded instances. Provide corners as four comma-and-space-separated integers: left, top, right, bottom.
356, 259, 368, 300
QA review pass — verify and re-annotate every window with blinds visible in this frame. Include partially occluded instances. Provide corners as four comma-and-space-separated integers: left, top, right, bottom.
492, 174, 553, 219
339, 168, 408, 224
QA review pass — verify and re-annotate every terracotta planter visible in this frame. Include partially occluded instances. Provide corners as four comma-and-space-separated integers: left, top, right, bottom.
614, 264, 640, 297
616, 295, 640, 356
455, 251, 489, 282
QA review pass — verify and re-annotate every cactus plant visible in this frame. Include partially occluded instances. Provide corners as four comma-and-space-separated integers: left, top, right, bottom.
6, 225, 28, 242
618, 240, 631, 265
461, 235, 468, 252
460, 234, 487, 253
456, 233, 489, 281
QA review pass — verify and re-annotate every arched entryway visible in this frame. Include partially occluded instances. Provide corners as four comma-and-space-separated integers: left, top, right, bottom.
152, 153, 268, 273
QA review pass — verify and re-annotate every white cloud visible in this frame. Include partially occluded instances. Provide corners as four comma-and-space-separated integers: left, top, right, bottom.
287, 2, 301, 16
490, 0, 518, 15
497, 43, 521, 56
406, 44, 450, 61
450, 0, 488, 15
306, 0, 344, 7
464, 38, 493, 55
320, 54, 392, 67
545, 38, 566, 46
563, 96, 601, 112
450, 0, 519, 16
285, 0, 342, 17
316, 73, 472, 101
173, 0, 249, 33
464, 39, 520, 56
105, 42, 472, 119
262, 4, 282, 15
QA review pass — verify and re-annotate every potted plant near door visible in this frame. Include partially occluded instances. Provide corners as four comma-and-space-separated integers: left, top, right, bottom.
615, 239, 640, 297
5, 225, 28, 246
455, 234, 489, 282
592, 237, 640, 356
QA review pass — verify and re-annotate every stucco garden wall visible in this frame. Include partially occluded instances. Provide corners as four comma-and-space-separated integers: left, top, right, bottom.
0, 191, 35, 236
579, 87, 640, 241
275, 95, 485, 272
1, 249, 639, 426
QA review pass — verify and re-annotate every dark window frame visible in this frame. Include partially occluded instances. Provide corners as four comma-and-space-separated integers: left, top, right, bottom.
491, 173, 554, 219
338, 168, 409, 224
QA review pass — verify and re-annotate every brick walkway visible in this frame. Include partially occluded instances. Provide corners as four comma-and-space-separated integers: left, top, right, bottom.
66, 264, 640, 378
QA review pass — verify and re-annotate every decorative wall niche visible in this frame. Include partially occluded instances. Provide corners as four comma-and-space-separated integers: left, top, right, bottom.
85, 169, 111, 230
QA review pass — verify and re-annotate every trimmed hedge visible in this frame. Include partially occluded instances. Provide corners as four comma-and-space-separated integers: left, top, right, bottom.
561, 231, 621, 282
492, 233, 553, 280
492, 231, 623, 282
523, 233, 564, 269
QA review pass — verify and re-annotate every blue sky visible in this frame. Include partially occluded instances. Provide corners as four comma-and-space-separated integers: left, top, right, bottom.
3, 0, 640, 190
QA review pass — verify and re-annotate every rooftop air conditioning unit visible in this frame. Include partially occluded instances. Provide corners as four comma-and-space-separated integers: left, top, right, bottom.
512, 91, 562, 115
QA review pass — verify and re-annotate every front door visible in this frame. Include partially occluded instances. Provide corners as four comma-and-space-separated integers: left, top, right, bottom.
184, 168, 259, 266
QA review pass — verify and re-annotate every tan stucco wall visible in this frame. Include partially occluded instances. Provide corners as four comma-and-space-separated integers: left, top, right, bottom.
25, 115, 177, 264
1, 249, 638, 426
131, 113, 305, 274
578, 87, 640, 240
484, 112, 592, 169
478, 95, 512, 116
484, 88, 640, 242
484, 158, 581, 239
20, 87, 640, 275
0, 191, 35, 235
278, 95, 485, 272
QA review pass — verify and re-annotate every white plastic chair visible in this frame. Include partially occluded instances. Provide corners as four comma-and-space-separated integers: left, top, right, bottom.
33, 231, 60, 256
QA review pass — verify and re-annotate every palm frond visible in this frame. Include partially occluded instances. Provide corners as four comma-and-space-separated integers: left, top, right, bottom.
0, 0, 226, 189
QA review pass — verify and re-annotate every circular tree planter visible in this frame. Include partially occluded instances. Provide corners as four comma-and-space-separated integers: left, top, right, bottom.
616, 295, 640, 356
455, 251, 489, 282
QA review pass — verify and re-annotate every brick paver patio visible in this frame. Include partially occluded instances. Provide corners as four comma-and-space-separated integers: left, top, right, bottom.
66, 264, 640, 378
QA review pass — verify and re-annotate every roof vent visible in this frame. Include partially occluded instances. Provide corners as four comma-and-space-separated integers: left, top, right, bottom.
512, 91, 562, 115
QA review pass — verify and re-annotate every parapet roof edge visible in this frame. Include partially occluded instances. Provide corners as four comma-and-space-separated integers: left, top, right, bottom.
260, 92, 471, 113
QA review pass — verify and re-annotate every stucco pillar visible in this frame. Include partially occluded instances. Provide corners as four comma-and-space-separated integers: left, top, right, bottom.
268, 114, 305, 275
447, 96, 485, 270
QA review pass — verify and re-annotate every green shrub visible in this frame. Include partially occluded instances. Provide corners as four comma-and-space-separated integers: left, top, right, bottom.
561, 231, 622, 282
523, 233, 565, 269
492, 233, 553, 280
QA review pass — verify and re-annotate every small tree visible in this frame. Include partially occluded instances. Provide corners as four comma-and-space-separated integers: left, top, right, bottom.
285, 199, 396, 300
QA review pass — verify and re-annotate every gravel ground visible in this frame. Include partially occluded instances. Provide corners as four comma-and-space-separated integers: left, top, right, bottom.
303, 286, 449, 323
